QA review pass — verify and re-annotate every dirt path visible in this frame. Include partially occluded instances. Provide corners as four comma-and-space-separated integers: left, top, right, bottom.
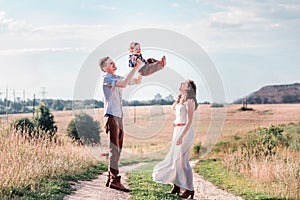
64, 161, 243, 200
64, 162, 147, 200
190, 161, 243, 200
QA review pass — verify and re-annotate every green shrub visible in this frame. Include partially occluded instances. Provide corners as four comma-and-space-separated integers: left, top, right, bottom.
257, 125, 284, 156
33, 103, 57, 138
233, 135, 241, 141
212, 141, 230, 153
11, 103, 57, 139
237, 125, 286, 160
67, 112, 101, 145
193, 143, 201, 155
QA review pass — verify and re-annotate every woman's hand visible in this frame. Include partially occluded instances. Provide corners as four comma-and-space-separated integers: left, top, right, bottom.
176, 136, 183, 146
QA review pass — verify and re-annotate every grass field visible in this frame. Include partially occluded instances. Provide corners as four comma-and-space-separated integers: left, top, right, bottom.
1, 104, 300, 199
1, 104, 300, 159
2, 104, 300, 142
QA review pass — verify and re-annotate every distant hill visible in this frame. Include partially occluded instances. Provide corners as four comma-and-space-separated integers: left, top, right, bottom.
234, 83, 300, 104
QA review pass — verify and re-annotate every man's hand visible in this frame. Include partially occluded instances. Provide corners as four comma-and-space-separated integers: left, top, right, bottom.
116, 61, 140, 88
135, 58, 143, 68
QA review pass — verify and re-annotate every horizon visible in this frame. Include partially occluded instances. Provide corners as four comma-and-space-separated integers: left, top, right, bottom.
1, 81, 299, 103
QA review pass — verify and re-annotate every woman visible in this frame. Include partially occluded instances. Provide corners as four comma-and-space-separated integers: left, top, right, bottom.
153, 80, 198, 199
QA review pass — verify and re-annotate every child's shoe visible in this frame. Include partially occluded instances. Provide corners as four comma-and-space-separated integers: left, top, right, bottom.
160, 56, 166, 66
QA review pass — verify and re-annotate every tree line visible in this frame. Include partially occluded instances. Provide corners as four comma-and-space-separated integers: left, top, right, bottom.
0, 93, 178, 115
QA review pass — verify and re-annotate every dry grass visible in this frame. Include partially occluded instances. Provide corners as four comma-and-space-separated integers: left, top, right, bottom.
1, 104, 300, 161
0, 128, 96, 196
2, 104, 300, 153
224, 145, 300, 199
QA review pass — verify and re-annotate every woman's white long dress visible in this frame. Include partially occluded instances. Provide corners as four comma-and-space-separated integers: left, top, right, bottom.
152, 103, 195, 191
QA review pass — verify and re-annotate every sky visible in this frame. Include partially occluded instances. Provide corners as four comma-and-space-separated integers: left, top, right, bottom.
0, 0, 299, 103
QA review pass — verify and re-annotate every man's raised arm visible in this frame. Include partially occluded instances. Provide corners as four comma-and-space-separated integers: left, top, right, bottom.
116, 60, 143, 88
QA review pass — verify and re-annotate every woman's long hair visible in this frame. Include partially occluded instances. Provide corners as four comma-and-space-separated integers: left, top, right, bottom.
176, 80, 198, 110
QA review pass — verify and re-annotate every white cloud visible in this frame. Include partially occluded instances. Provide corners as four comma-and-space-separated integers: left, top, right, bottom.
136, 12, 144, 16
206, 0, 300, 20
178, 22, 265, 53
32, 24, 111, 37
1, 1, 299, 57
278, 3, 300, 11
30, 23, 121, 42
171, 0, 299, 53
0, 11, 33, 33
172, 3, 180, 8
95, 4, 122, 11
0, 47, 92, 56
209, 7, 265, 28
269, 23, 280, 28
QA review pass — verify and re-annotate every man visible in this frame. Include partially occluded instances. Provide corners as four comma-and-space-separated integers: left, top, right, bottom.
99, 56, 142, 192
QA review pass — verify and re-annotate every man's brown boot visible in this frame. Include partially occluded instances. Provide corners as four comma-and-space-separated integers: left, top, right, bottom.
109, 176, 130, 192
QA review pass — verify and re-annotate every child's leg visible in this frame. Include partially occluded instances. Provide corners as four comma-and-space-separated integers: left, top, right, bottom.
138, 56, 166, 76
147, 56, 165, 65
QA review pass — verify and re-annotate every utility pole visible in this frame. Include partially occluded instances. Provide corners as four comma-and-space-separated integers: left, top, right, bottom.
23, 89, 26, 113
5, 86, 8, 125
13, 90, 16, 114
33, 94, 36, 116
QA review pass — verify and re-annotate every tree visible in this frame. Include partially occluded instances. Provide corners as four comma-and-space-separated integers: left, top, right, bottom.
165, 94, 175, 102
14, 102, 23, 112
154, 93, 162, 101
33, 103, 57, 138
51, 99, 64, 111
67, 112, 101, 144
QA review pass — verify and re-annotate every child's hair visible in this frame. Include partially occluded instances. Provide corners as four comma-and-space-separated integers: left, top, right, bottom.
176, 80, 198, 110
129, 42, 140, 53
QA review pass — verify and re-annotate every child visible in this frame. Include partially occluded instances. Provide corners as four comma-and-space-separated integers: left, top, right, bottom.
128, 42, 166, 76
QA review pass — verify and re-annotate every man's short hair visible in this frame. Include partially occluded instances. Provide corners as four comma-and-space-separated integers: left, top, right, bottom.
98, 56, 110, 72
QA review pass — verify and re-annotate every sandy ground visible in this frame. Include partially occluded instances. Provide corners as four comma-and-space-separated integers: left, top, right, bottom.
64, 161, 243, 200
190, 161, 243, 200
64, 162, 147, 200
